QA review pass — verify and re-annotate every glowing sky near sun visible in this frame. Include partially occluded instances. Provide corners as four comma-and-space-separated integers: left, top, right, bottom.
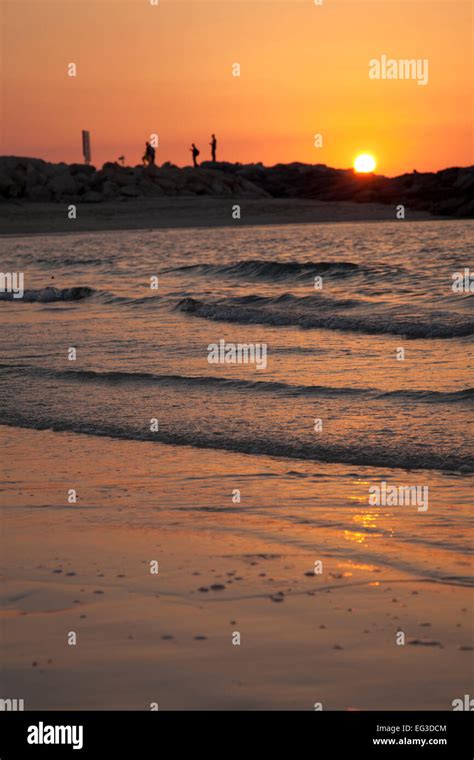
1, 0, 472, 175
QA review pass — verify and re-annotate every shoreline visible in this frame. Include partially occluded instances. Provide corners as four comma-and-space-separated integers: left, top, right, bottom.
0, 197, 438, 236
0, 420, 468, 477
1, 427, 472, 710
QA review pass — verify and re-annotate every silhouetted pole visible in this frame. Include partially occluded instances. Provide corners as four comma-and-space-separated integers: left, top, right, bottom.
82, 130, 91, 165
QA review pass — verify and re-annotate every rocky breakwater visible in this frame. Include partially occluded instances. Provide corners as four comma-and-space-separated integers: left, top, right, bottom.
212, 161, 474, 218
0, 158, 271, 203
0, 157, 472, 218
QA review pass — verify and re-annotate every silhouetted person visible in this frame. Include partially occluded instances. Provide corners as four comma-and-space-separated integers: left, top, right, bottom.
210, 134, 217, 162
142, 142, 155, 166
190, 143, 200, 167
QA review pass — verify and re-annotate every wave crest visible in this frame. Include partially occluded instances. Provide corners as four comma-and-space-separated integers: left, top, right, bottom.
176, 296, 474, 339
167, 259, 362, 280
0, 285, 96, 303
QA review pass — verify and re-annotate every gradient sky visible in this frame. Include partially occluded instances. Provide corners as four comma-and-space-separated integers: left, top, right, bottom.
1, 0, 472, 175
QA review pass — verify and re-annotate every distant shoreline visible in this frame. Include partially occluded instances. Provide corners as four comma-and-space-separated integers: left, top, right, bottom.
0, 197, 439, 236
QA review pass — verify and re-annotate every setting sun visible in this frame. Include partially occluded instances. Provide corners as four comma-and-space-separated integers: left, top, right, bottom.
354, 153, 377, 173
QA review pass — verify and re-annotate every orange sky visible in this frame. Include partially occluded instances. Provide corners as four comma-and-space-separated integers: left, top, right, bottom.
1, 0, 472, 175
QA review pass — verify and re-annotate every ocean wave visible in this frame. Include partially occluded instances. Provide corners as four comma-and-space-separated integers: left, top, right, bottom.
0, 285, 152, 306
1, 364, 472, 404
176, 296, 474, 338
166, 259, 363, 280
1, 416, 472, 473
0, 285, 97, 303
218, 292, 362, 309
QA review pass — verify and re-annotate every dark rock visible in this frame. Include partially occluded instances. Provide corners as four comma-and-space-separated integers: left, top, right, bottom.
101, 180, 119, 198
69, 163, 96, 175
73, 172, 93, 187
0, 170, 14, 195
455, 198, 474, 218
81, 190, 103, 203
120, 185, 141, 197
0, 156, 471, 216
49, 173, 77, 196
28, 185, 52, 201
143, 164, 161, 179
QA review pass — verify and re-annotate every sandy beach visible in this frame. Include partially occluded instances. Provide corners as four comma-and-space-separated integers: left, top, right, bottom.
0, 197, 435, 236
1, 427, 472, 711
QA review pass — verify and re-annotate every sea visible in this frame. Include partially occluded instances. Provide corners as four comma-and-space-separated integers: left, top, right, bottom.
1, 219, 473, 585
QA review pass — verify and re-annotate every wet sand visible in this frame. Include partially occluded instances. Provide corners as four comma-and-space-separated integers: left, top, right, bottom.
1, 427, 471, 710
0, 197, 435, 235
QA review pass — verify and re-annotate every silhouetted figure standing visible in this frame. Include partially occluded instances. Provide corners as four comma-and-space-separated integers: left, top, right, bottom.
143, 142, 153, 166
190, 143, 200, 167
210, 134, 217, 162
